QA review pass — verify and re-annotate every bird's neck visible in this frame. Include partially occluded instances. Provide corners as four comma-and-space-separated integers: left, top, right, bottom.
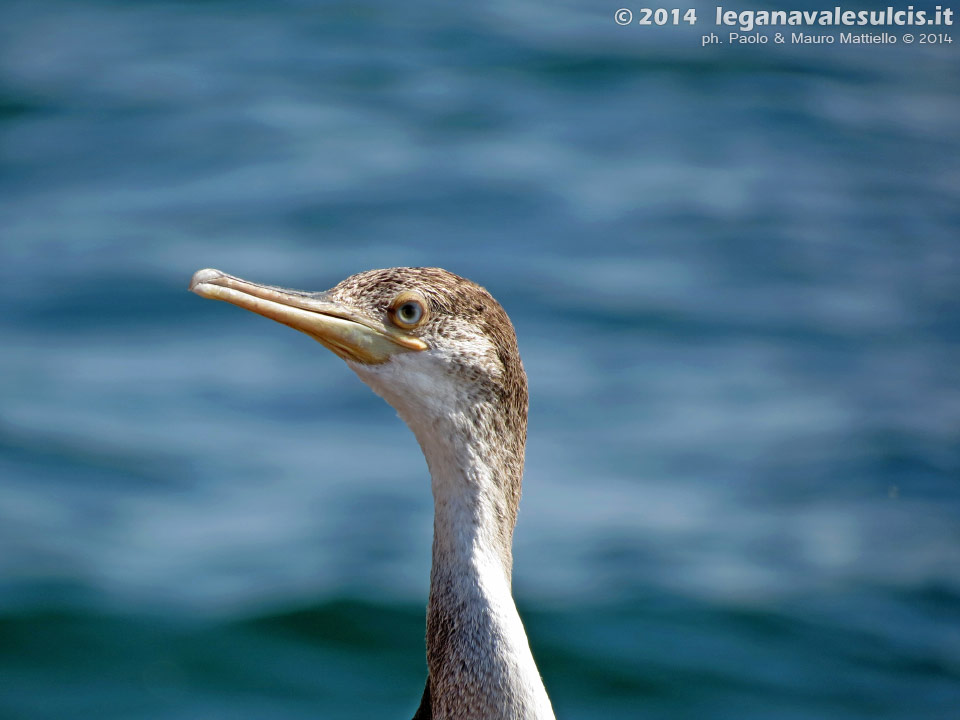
414, 412, 555, 720
350, 356, 551, 717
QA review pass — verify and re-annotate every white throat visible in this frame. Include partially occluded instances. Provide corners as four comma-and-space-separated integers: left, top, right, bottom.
350, 354, 555, 720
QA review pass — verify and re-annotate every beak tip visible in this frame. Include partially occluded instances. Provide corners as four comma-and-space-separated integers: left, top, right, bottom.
190, 268, 224, 293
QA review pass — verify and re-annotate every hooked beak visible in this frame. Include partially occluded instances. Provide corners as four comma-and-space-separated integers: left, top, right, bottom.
189, 268, 428, 364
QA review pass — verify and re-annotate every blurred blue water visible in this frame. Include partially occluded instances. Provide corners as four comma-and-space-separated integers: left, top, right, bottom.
1, 1, 959, 718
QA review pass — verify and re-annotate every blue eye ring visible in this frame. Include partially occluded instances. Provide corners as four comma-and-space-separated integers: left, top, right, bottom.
389, 292, 428, 329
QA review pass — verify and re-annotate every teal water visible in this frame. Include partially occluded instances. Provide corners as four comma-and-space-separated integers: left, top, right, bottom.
1, 1, 959, 718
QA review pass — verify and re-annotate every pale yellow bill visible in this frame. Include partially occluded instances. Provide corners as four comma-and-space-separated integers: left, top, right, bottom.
189, 268, 427, 364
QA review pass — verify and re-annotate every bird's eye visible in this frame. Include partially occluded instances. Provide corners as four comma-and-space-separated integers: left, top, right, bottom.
389, 292, 428, 329
397, 301, 422, 324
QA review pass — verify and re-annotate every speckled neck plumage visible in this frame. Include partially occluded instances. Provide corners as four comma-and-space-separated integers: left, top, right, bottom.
408, 356, 550, 720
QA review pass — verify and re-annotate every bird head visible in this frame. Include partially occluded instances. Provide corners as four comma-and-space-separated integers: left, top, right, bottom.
189, 267, 528, 451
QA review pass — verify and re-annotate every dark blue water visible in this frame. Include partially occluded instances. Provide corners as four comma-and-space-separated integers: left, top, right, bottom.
2, 1, 959, 718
